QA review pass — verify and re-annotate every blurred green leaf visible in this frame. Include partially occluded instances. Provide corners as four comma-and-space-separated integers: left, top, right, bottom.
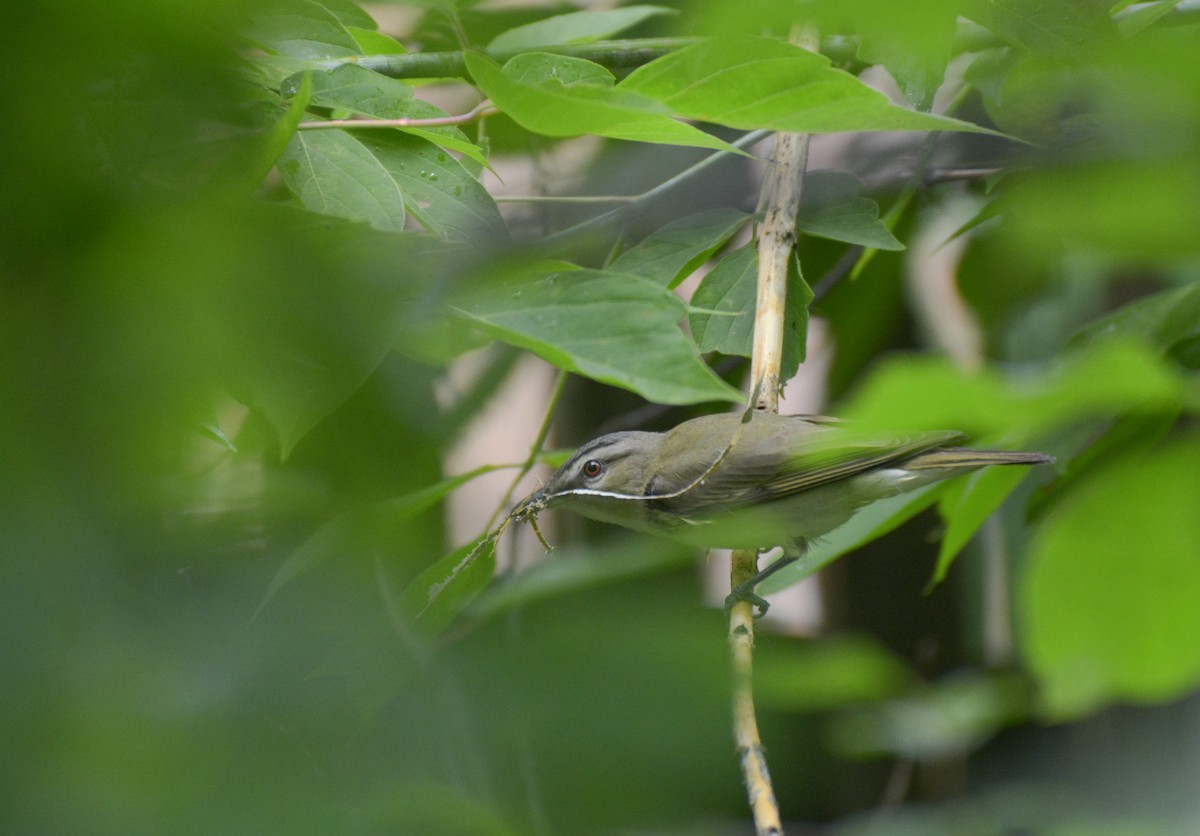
621, 35, 999, 134
1021, 434, 1200, 719
760, 483, 946, 594
831, 671, 1031, 759
402, 536, 497, 638
846, 0, 959, 110
1069, 282, 1200, 358
243, 0, 365, 59
610, 208, 751, 287
467, 536, 697, 621
797, 171, 904, 250
967, 0, 1119, 56
931, 463, 1045, 586
840, 338, 1189, 437
488, 6, 676, 50
452, 268, 742, 405
756, 635, 915, 711
464, 52, 739, 152
257, 465, 506, 617
279, 129, 408, 230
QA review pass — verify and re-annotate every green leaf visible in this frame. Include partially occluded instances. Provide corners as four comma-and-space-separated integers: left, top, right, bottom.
688, 246, 812, 381
464, 52, 740, 152
467, 537, 697, 622
968, 0, 1119, 56
1020, 435, 1200, 719
620, 35, 997, 135
279, 129, 407, 230
228, 217, 451, 457
759, 483, 946, 594
256, 466, 501, 618
401, 536, 497, 639
288, 65, 489, 167
840, 338, 1188, 438
488, 6, 677, 50
1069, 282, 1200, 358
930, 464, 1042, 586
797, 171, 904, 250
350, 131, 507, 243
243, 0, 364, 60
347, 26, 407, 54
610, 208, 750, 287
688, 245, 757, 358
452, 268, 742, 405
847, 0, 960, 111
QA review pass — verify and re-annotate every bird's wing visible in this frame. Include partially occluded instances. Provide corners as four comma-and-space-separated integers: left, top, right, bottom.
743, 428, 966, 504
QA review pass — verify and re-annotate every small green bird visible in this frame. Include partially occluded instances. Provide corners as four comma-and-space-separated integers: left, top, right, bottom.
514, 411, 1052, 613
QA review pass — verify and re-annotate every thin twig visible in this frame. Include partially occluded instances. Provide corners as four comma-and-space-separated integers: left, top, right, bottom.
297, 100, 497, 131
541, 129, 770, 245
486, 369, 569, 533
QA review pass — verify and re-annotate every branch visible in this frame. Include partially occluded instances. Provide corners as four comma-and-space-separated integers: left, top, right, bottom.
318, 38, 698, 80
729, 25, 816, 836
297, 100, 497, 131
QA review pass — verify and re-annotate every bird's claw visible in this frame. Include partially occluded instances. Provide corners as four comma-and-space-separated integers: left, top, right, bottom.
724, 586, 770, 618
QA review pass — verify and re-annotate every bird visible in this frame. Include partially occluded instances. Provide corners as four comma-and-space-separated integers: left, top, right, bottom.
513, 411, 1053, 614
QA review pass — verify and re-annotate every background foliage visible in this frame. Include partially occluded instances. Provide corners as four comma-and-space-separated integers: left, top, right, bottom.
2, 0, 1198, 833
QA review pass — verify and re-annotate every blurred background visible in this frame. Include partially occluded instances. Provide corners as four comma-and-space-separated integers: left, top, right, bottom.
2, 1, 1199, 834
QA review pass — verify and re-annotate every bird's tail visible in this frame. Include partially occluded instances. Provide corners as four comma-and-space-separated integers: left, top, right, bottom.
903, 447, 1055, 470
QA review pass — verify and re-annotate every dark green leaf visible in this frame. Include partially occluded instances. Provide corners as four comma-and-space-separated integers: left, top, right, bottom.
243, 0, 364, 60
402, 536, 498, 638
797, 171, 904, 250
288, 65, 489, 166
688, 246, 812, 381
256, 466, 502, 617
350, 131, 507, 243
453, 268, 742, 405
279, 129, 407, 230
467, 537, 697, 622
611, 208, 751, 287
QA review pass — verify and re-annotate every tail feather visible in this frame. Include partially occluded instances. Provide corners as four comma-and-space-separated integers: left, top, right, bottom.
903, 447, 1055, 470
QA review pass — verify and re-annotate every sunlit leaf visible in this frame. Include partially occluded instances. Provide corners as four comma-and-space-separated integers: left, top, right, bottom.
465, 52, 739, 152
243, 0, 364, 59
621, 36, 998, 135
489, 6, 676, 50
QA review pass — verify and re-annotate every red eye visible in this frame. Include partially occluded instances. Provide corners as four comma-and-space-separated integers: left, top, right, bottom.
582, 460, 604, 479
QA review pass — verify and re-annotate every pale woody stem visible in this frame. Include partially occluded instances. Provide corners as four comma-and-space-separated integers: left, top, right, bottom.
730, 24, 817, 836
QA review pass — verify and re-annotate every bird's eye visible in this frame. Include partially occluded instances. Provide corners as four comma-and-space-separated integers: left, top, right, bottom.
582, 459, 604, 479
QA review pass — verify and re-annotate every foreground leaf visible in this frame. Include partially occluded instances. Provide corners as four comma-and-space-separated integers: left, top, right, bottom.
1020, 435, 1200, 719
488, 6, 676, 50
